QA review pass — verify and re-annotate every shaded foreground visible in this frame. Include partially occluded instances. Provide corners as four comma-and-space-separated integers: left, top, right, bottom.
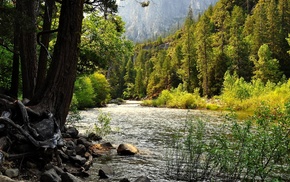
0, 95, 147, 182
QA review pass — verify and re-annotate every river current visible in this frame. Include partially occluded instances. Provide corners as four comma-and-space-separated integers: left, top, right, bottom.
74, 101, 221, 182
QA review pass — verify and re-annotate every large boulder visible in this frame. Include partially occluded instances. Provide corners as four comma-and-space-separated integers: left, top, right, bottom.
117, 143, 139, 155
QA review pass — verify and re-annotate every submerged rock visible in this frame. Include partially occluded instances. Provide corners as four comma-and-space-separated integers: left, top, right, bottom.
117, 143, 139, 155
134, 176, 151, 182
98, 169, 109, 179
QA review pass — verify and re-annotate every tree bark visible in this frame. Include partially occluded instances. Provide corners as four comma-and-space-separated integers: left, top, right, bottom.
31, 0, 84, 129
18, 0, 38, 99
35, 0, 55, 93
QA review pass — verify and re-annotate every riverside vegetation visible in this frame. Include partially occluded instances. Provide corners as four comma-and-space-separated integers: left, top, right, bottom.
166, 101, 290, 181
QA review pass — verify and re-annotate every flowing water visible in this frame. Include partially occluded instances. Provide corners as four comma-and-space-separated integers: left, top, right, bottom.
74, 101, 222, 182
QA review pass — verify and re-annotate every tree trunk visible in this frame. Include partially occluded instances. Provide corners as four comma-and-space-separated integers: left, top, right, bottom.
31, 0, 84, 129
35, 0, 55, 93
18, 0, 38, 99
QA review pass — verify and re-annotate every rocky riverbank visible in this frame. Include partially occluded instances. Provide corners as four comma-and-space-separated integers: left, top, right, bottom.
0, 126, 149, 182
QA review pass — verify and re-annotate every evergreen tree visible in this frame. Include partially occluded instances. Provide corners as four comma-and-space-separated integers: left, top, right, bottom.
277, 0, 290, 77
251, 0, 268, 58
252, 44, 282, 83
227, 6, 252, 81
210, 0, 231, 95
134, 68, 145, 98
195, 12, 213, 96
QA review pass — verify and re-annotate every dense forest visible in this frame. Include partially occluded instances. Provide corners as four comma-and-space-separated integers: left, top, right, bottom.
1, 0, 290, 111
126, 0, 290, 100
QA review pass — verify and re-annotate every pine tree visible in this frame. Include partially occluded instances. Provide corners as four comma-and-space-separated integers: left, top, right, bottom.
227, 5, 252, 81
251, 0, 268, 58
195, 12, 213, 96
252, 44, 282, 83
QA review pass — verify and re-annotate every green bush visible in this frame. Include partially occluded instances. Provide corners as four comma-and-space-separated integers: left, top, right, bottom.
74, 76, 95, 109
221, 71, 290, 111
144, 86, 206, 109
90, 72, 111, 106
73, 72, 111, 109
155, 90, 173, 106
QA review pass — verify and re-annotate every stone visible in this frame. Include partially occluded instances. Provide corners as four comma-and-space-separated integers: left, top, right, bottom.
75, 144, 86, 156
61, 172, 83, 182
33, 119, 55, 140
134, 176, 151, 182
87, 132, 102, 141
40, 168, 61, 182
89, 143, 114, 157
66, 127, 79, 138
117, 143, 139, 155
0, 175, 23, 182
66, 140, 76, 150
70, 155, 87, 165
53, 166, 64, 175
98, 169, 109, 179
59, 150, 69, 161
120, 178, 130, 182
77, 137, 92, 148
5, 168, 19, 178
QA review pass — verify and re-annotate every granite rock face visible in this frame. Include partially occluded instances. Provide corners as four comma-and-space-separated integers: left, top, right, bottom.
116, 0, 218, 42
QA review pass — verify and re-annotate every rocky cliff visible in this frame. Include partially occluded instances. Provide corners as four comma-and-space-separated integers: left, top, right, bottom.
116, 0, 218, 42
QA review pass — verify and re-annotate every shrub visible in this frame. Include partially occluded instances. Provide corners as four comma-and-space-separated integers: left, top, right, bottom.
74, 76, 95, 109
221, 71, 290, 111
144, 87, 206, 109
94, 111, 112, 137
89, 72, 111, 106
166, 102, 290, 181
155, 90, 173, 106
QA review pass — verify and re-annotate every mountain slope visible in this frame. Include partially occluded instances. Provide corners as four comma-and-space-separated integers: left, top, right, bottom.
116, 0, 218, 42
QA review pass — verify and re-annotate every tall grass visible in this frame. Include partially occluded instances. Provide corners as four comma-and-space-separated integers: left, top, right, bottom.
166, 102, 290, 181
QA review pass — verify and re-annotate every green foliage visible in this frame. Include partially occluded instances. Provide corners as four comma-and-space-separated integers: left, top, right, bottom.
252, 44, 282, 83
0, 47, 12, 89
67, 94, 82, 125
167, 102, 290, 181
94, 111, 112, 137
74, 76, 95, 109
80, 12, 133, 98
74, 72, 111, 109
221, 72, 290, 111
89, 72, 111, 106
130, 0, 290, 100
145, 86, 206, 109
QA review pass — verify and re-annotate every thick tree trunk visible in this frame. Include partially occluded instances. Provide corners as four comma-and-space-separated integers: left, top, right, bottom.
18, 0, 38, 99
31, 0, 84, 129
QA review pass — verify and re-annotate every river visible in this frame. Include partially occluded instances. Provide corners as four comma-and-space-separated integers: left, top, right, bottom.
74, 100, 222, 182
